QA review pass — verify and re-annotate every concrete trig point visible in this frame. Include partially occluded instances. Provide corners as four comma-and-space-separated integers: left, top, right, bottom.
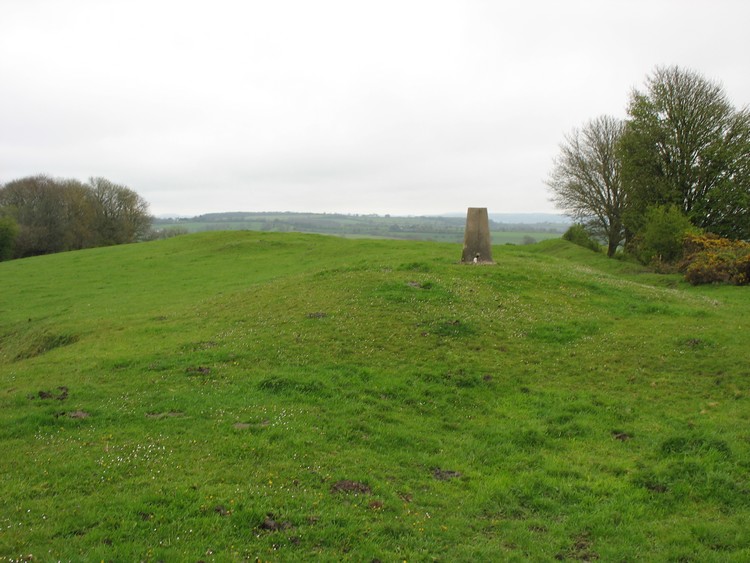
461, 207, 494, 264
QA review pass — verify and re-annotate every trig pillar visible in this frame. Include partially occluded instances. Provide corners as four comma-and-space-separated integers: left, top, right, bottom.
461, 207, 494, 264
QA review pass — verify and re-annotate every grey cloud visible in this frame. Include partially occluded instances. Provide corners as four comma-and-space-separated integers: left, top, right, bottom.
2, 0, 750, 216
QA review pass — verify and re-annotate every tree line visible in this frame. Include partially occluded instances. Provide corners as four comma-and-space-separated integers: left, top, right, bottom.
0, 175, 152, 260
547, 66, 750, 260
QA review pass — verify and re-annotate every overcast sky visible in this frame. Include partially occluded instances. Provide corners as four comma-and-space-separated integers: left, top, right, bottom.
2, 1, 749, 217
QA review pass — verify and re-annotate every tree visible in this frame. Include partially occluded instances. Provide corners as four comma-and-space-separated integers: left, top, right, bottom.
0, 215, 18, 261
0, 175, 152, 258
620, 66, 750, 240
547, 115, 626, 257
0, 175, 71, 257
61, 179, 98, 250
87, 177, 151, 245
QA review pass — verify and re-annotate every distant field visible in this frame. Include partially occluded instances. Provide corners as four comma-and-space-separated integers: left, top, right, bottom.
1, 232, 748, 561
153, 211, 568, 244
171, 223, 560, 245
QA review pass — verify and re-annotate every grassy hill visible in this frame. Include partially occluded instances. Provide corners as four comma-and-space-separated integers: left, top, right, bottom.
1, 232, 748, 561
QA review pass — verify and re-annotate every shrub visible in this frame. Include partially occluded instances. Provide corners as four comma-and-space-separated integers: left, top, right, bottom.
634, 205, 697, 265
681, 233, 750, 285
562, 224, 600, 252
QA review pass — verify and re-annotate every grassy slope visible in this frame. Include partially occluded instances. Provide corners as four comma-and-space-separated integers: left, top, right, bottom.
1, 232, 749, 561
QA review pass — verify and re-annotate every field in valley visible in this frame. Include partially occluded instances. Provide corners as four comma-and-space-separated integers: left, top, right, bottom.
153, 212, 567, 245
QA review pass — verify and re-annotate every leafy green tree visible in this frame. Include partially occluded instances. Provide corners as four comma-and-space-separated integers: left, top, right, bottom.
88, 177, 152, 245
0, 175, 152, 258
0, 175, 71, 256
635, 205, 697, 264
620, 66, 750, 240
547, 115, 626, 256
0, 215, 18, 261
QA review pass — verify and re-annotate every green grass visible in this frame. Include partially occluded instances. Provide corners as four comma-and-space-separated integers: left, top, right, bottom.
1, 232, 749, 561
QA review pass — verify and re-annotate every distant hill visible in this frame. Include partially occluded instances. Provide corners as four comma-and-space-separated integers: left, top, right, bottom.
152, 211, 571, 243
489, 212, 571, 224
439, 211, 571, 224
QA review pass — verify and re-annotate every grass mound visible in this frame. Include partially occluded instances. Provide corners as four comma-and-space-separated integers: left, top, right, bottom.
1, 232, 748, 560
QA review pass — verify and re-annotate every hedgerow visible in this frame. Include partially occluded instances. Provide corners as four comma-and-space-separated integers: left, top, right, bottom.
562, 224, 601, 252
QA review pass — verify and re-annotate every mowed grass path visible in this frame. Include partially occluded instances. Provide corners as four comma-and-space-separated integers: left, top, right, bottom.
1, 232, 749, 561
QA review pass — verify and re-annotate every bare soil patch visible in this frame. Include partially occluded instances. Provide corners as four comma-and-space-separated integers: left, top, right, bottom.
214, 505, 230, 517
146, 411, 184, 419
555, 532, 599, 561
306, 312, 327, 319
32, 386, 68, 401
645, 482, 668, 493
397, 492, 413, 503
258, 513, 292, 532
331, 480, 371, 494
433, 468, 462, 480
54, 409, 90, 419
233, 419, 269, 430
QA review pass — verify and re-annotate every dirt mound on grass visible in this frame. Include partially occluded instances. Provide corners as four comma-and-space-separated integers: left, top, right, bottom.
433, 468, 462, 480
331, 480, 371, 494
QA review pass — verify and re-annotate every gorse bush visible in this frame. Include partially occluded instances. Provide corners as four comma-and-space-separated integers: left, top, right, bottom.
562, 224, 601, 252
682, 233, 750, 285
